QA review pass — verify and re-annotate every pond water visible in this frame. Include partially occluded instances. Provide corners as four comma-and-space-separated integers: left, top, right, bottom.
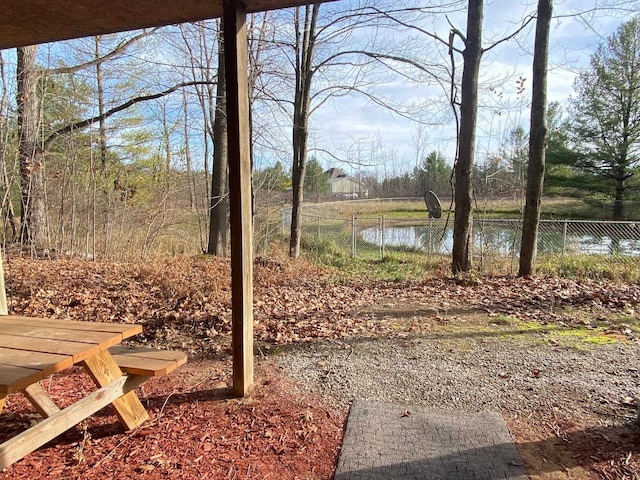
360, 222, 640, 256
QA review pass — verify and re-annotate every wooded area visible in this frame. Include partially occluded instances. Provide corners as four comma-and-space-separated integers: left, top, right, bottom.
1, 2, 640, 476
1, 0, 640, 275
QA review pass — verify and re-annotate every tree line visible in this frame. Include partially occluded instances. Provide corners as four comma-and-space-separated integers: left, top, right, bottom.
1, 0, 639, 275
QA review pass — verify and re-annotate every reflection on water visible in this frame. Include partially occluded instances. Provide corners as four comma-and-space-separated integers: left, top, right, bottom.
360, 222, 640, 256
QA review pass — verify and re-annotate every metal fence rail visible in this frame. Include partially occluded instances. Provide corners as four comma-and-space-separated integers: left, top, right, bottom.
290, 210, 640, 271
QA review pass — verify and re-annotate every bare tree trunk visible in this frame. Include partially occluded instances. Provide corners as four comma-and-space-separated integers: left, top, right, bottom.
57, 141, 70, 252
95, 37, 108, 172
70, 153, 78, 256
88, 149, 97, 259
16, 32, 157, 254
247, 12, 271, 231
0, 53, 17, 241
519, 0, 552, 276
0, 155, 17, 242
17, 45, 49, 252
94, 36, 112, 257
613, 177, 625, 219
289, 4, 319, 259
452, 0, 483, 274
178, 21, 217, 248
208, 23, 230, 256
182, 90, 196, 211
161, 101, 172, 173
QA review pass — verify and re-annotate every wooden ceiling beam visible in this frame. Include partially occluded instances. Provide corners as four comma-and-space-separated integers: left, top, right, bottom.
0, 0, 336, 49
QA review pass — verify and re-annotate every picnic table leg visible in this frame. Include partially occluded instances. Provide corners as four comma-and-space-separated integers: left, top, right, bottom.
0, 376, 134, 471
22, 383, 60, 418
81, 350, 149, 430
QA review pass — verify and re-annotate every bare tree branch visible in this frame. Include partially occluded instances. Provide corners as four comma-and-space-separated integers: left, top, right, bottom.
366, 6, 464, 54
483, 13, 536, 53
42, 81, 215, 150
46, 28, 161, 76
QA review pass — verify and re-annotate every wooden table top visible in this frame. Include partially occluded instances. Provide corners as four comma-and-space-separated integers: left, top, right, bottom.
0, 316, 142, 394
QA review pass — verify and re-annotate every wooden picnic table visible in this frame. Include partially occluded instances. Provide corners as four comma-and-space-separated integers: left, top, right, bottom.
0, 315, 186, 470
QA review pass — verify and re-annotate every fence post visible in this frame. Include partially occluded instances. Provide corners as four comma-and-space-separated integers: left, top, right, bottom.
380, 215, 385, 260
561, 220, 568, 260
351, 214, 356, 258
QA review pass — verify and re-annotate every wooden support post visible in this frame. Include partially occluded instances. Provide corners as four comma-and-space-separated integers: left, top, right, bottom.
223, 0, 254, 397
22, 383, 60, 418
82, 350, 149, 430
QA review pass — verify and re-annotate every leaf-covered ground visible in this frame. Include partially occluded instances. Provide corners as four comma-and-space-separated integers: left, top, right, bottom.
6, 256, 639, 351
1, 255, 639, 479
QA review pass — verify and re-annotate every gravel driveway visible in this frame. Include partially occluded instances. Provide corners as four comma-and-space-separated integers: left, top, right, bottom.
276, 335, 640, 423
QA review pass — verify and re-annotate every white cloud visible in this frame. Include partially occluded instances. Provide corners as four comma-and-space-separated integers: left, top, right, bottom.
307, 0, 633, 175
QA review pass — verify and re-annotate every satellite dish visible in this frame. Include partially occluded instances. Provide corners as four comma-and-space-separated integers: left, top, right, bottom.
424, 190, 442, 219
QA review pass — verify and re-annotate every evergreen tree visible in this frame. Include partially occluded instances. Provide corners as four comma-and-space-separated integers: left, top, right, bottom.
544, 102, 583, 195
570, 17, 640, 219
255, 161, 291, 191
414, 151, 451, 197
303, 157, 328, 198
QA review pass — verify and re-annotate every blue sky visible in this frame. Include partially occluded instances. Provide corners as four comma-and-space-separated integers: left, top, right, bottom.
0, 0, 636, 180
308, 0, 640, 178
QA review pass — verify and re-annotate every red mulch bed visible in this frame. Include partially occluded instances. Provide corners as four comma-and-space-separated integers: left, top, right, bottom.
0, 360, 345, 479
2, 257, 640, 479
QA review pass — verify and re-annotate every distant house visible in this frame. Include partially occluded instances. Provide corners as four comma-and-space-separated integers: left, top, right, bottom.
325, 168, 369, 198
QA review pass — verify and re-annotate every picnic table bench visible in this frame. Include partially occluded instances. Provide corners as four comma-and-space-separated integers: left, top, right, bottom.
0, 315, 186, 470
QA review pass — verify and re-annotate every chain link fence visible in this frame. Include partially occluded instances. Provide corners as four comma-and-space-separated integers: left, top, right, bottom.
284, 206, 640, 274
